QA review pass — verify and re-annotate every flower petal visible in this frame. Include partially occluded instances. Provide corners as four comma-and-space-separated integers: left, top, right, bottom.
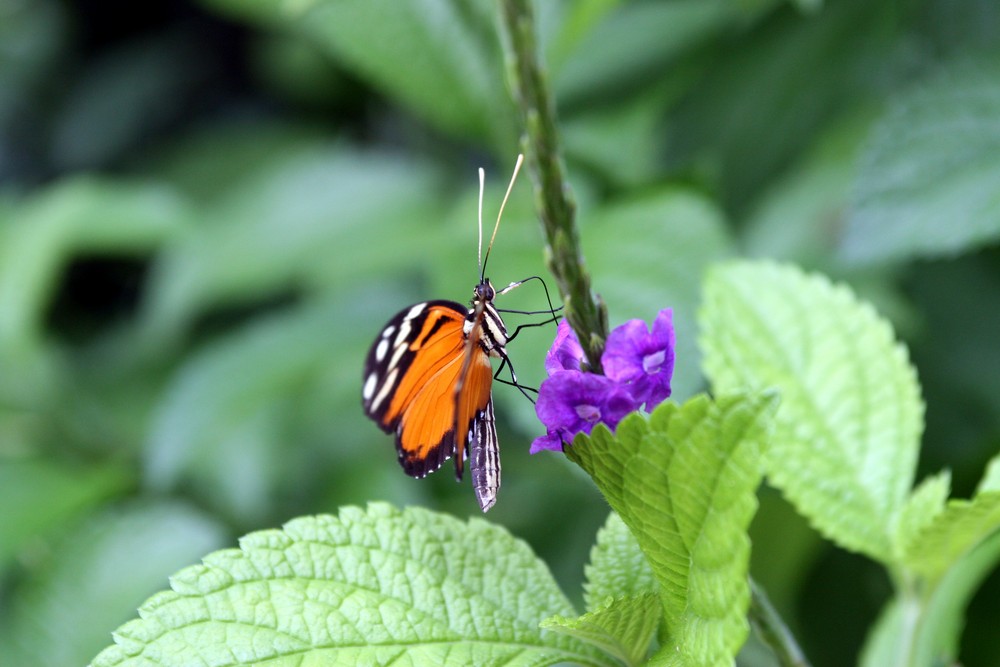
600, 309, 675, 411
535, 373, 591, 430
532, 371, 640, 452
603, 318, 651, 383
652, 309, 675, 354
545, 320, 585, 374
529, 432, 565, 454
533, 307, 676, 455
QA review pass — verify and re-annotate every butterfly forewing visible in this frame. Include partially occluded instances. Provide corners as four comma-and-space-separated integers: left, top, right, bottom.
362, 300, 495, 484
362, 301, 464, 427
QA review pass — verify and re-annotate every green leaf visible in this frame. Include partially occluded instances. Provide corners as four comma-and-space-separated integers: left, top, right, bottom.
740, 110, 923, 333
700, 261, 923, 562
89, 503, 612, 667
567, 393, 775, 667
584, 188, 735, 400
562, 85, 672, 189
49, 34, 212, 170
669, 0, 897, 210
891, 471, 950, 562
0, 342, 60, 412
144, 296, 381, 523
903, 491, 1000, 581
0, 177, 190, 346
199, 0, 512, 146
743, 109, 876, 268
149, 120, 331, 205
0, 459, 130, 570
544, 0, 621, 74
553, 1, 735, 106
584, 511, 657, 612
143, 146, 446, 336
0, 176, 192, 411
2, 502, 227, 667
542, 594, 661, 667
976, 452, 1000, 494
843, 55, 1000, 264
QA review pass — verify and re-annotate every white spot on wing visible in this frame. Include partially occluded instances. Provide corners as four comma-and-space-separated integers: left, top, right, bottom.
375, 338, 389, 362
370, 368, 398, 411
362, 373, 378, 401
382, 325, 395, 339
387, 304, 427, 349
388, 340, 408, 370
394, 320, 412, 348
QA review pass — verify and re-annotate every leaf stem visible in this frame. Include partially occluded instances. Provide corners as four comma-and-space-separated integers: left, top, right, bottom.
497, 0, 608, 372
749, 577, 812, 667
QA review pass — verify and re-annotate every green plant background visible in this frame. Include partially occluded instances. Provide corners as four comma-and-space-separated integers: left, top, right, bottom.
1, 1, 999, 665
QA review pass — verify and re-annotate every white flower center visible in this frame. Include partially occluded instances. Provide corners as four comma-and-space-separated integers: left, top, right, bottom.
642, 350, 665, 373
575, 404, 601, 423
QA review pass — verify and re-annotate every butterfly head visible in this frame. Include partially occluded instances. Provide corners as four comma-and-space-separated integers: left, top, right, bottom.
474, 279, 497, 305
465, 278, 508, 352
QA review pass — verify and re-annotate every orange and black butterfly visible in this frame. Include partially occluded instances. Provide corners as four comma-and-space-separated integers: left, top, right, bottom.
362, 155, 543, 512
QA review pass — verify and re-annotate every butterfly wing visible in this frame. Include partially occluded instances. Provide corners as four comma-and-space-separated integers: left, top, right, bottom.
362, 301, 494, 481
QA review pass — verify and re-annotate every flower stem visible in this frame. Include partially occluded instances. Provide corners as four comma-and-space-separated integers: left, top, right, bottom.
497, 0, 608, 373
749, 577, 812, 667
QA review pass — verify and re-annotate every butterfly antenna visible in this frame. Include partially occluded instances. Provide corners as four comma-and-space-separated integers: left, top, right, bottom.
477, 167, 486, 275
481, 153, 524, 282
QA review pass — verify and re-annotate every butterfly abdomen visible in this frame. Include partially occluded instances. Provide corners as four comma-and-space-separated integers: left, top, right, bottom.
470, 400, 500, 511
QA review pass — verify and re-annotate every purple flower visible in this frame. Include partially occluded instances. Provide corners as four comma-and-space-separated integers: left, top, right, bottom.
603, 308, 675, 410
530, 372, 636, 453
545, 319, 585, 374
530, 309, 676, 453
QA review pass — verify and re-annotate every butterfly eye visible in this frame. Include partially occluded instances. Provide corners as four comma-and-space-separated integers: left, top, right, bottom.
476, 282, 495, 302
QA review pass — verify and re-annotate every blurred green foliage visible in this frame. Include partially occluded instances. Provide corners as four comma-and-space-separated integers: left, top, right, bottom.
1, 0, 999, 665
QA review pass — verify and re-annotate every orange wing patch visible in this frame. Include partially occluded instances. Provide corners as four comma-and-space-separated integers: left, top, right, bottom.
384, 306, 465, 425
396, 344, 492, 477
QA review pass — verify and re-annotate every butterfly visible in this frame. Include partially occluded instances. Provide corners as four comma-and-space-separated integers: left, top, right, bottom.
362, 155, 542, 512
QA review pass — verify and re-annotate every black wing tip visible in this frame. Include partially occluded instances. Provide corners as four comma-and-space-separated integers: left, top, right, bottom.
399, 453, 450, 479
397, 430, 454, 479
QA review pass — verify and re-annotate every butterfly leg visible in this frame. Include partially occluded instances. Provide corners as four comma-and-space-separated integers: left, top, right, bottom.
496, 275, 562, 342
504, 315, 561, 344
492, 353, 538, 403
